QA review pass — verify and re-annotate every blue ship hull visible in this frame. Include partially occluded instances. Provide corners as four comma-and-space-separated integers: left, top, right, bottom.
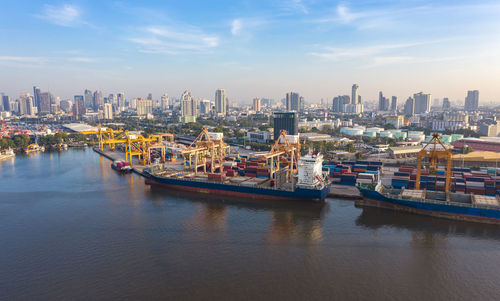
357, 187, 500, 224
145, 174, 329, 202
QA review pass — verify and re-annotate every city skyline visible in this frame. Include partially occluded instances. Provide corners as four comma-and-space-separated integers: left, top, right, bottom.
1, 1, 500, 102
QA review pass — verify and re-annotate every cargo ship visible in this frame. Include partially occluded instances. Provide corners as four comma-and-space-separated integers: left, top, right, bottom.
356, 134, 500, 224
145, 153, 330, 202
357, 183, 500, 224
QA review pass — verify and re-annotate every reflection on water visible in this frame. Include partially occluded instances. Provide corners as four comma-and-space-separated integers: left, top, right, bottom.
149, 186, 328, 241
356, 206, 500, 242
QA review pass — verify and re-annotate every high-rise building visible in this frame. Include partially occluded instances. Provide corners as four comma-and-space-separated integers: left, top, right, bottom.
38, 92, 52, 114
33, 86, 41, 108
137, 98, 153, 116
161, 94, 170, 111
200, 99, 212, 115
273, 112, 298, 140
84, 89, 93, 109
253, 98, 261, 112
117, 93, 125, 111
391, 96, 397, 113
285, 92, 300, 112
60, 100, 72, 113
104, 103, 113, 120
181, 91, 197, 117
215, 89, 227, 116
442, 98, 451, 110
378, 91, 390, 111
413, 92, 431, 114
351, 84, 359, 104
2, 95, 10, 112
404, 97, 415, 116
464, 90, 479, 111
147, 93, 153, 100
73, 95, 85, 119
332, 95, 350, 113
93, 90, 103, 111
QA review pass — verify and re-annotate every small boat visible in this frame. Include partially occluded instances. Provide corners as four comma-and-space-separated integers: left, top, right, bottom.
111, 160, 133, 173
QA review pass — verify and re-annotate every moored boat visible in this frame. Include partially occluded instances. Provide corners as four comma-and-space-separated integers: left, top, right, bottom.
111, 160, 133, 173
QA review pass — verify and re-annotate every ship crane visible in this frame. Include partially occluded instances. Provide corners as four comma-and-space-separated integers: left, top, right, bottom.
260, 130, 301, 181
179, 128, 230, 174
415, 133, 453, 192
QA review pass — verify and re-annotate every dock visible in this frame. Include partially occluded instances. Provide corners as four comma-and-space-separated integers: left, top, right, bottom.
94, 148, 148, 176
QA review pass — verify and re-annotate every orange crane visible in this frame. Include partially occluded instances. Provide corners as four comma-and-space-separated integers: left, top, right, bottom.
260, 130, 300, 181
415, 133, 453, 192
179, 128, 230, 173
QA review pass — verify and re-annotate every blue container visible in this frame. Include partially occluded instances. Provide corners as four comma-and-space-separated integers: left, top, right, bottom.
394, 172, 410, 177
340, 181, 356, 186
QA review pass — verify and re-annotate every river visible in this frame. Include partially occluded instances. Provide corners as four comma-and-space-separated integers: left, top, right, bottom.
1, 148, 499, 300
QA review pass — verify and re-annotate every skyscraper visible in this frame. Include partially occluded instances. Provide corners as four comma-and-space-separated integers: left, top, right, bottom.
93, 90, 103, 111
181, 91, 196, 117
442, 98, 451, 110
285, 92, 300, 111
117, 93, 125, 111
137, 98, 153, 116
413, 92, 431, 114
73, 95, 85, 119
332, 95, 350, 113
378, 92, 390, 111
253, 98, 261, 112
273, 112, 298, 140
84, 89, 93, 109
351, 84, 359, 104
2, 95, 10, 112
464, 90, 479, 111
391, 96, 397, 113
104, 103, 113, 120
33, 86, 41, 108
38, 92, 52, 114
215, 88, 227, 116
404, 97, 415, 116
161, 94, 170, 111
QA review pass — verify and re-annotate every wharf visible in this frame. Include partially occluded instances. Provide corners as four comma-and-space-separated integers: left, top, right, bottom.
93, 148, 148, 176
328, 184, 361, 199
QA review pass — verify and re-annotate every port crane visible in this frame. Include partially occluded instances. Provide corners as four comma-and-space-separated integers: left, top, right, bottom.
260, 130, 301, 181
81, 125, 171, 165
415, 134, 453, 192
179, 127, 230, 174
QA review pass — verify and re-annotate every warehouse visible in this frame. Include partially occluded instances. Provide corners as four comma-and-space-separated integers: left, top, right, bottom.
388, 145, 422, 159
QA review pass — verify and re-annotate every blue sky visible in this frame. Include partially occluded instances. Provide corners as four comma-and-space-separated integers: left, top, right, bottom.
1, 0, 499, 104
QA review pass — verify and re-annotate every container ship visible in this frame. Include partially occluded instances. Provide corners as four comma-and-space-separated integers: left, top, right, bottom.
145, 153, 329, 202
111, 160, 133, 173
144, 128, 329, 202
356, 134, 500, 224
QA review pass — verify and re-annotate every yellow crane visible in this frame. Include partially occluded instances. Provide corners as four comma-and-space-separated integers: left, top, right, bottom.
259, 130, 300, 181
179, 128, 230, 174
81, 125, 171, 166
415, 133, 453, 192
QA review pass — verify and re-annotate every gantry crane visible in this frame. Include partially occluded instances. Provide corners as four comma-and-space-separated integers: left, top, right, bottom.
259, 130, 300, 181
81, 125, 171, 166
415, 133, 453, 192
179, 128, 230, 174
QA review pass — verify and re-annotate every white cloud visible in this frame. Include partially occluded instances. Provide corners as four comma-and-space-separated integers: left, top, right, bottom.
128, 26, 219, 54
336, 5, 362, 24
0, 56, 46, 63
38, 4, 82, 27
309, 41, 433, 61
231, 19, 242, 35
67, 57, 97, 63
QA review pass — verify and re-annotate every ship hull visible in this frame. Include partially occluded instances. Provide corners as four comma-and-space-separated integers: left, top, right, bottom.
357, 187, 500, 224
146, 175, 329, 202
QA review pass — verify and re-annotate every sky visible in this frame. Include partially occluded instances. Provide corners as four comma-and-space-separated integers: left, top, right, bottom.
1, 0, 500, 104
